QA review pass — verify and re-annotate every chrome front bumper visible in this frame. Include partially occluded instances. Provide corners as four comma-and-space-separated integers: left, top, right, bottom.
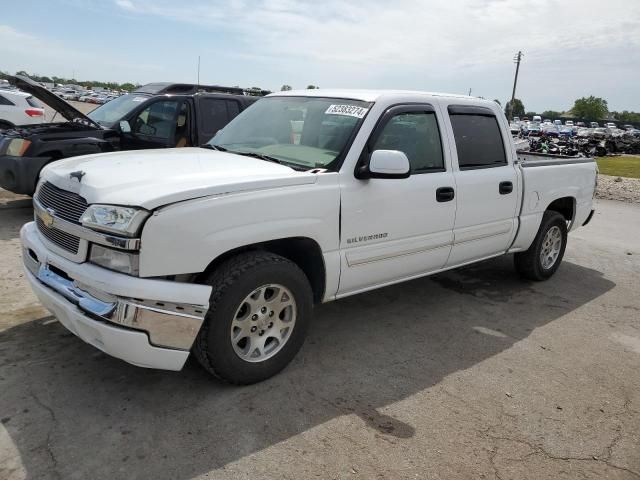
21, 222, 211, 369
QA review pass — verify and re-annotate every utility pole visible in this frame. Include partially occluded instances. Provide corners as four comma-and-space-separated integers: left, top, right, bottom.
468, 88, 472, 96
508, 51, 523, 120
197, 56, 201, 86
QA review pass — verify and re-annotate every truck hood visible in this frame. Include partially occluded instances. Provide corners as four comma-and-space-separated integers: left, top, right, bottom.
7, 75, 101, 129
40, 147, 318, 209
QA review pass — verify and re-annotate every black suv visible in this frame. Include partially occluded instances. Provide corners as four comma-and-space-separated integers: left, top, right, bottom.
0, 75, 259, 195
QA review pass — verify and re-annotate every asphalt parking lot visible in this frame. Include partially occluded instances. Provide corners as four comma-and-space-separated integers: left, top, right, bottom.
1, 190, 639, 480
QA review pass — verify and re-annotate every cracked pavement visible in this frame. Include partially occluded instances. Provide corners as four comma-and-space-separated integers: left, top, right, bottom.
0, 191, 639, 480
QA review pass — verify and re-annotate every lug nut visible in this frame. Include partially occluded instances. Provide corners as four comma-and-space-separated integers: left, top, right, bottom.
259, 330, 264, 336
261, 307, 267, 313
252, 314, 258, 321
268, 322, 273, 328
251, 326, 257, 332
269, 311, 274, 317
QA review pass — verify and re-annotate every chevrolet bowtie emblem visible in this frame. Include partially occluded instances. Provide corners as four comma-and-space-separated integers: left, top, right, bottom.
40, 208, 55, 228
69, 170, 86, 182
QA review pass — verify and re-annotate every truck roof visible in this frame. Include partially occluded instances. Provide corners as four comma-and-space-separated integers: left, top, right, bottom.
270, 88, 479, 103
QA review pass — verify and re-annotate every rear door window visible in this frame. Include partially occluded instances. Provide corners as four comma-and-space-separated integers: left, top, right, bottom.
448, 110, 507, 170
199, 98, 241, 139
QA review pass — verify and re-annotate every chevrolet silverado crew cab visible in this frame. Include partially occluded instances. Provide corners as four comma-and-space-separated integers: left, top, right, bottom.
0, 75, 258, 195
21, 90, 597, 384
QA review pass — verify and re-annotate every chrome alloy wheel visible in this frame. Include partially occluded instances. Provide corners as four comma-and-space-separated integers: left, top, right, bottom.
540, 225, 562, 269
230, 284, 297, 362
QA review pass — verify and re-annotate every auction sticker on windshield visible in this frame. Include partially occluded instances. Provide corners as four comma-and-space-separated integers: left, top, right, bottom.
325, 104, 369, 118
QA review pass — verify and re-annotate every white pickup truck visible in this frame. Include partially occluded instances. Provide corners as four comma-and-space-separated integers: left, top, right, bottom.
21, 90, 597, 384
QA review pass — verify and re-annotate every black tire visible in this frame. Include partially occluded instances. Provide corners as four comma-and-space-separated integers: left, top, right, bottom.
0, 120, 14, 130
514, 211, 568, 281
193, 251, 313, 384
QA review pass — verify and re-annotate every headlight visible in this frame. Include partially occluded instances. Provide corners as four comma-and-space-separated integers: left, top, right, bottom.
80, 204, 149, 237
90, 245, 139, 275
6, 139, 31, 156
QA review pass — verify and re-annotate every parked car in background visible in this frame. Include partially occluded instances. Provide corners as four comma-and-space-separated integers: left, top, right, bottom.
0, 75, 258, 195
605, 122, 617, 129
541, 124, 559, 137
565, 120, 574, 127
576, 122, 586, 127
513, 116, 520, 123
623, 124, 635, 130
532, 115, 542, 123
525, 123, 542, 137
0, 90, 45, 128
558, 126, 574, 138
553, 120, 562, 126
590, 122, 600, 128
592, 127, 608, 139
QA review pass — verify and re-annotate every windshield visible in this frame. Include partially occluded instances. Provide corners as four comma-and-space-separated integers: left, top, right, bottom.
87, 93, 149, 126
209, 96, 372, 170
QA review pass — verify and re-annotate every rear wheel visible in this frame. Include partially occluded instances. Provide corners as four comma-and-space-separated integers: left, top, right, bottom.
0, 120, 14, 130
193, 251, 313, 384
514, 211, 568, 281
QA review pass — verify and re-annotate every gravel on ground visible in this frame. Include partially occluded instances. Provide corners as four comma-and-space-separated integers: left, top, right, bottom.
596, 174, 640, 203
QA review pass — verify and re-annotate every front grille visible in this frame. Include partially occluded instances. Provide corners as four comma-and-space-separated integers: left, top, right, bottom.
36, 181, 88, 223
36, 217, 80, 254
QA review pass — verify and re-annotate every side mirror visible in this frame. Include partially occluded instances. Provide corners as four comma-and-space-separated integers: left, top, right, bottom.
119, 120, 131, 133
367, 150, 410, 179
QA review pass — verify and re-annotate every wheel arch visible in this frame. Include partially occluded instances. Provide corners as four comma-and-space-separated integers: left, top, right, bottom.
545, 196, 576, 224
199, 236, 326, 304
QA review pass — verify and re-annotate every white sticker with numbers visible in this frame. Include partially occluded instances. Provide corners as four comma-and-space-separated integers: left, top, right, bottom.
325, 104, 369, 118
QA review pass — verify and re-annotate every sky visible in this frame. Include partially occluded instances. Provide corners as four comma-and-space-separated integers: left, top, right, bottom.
1, 0, 639, 112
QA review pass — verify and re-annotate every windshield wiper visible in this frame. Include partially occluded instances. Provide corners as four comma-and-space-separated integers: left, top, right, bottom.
200, 144, 227, 151
229, 150, 305, 170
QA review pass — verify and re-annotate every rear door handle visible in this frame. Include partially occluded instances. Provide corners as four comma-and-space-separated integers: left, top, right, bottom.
436, 186, 455, 202
499, 181, 513, 195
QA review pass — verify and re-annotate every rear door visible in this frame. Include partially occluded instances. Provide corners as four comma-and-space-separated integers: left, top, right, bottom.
443, 104, 519, 266
196, 96, 242, 143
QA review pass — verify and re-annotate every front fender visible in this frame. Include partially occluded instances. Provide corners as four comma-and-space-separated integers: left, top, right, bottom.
138, 175, 341, 278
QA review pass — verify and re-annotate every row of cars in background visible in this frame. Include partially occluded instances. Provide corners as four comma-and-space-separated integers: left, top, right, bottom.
54, 87, 124, 104
510, 116, 640, 157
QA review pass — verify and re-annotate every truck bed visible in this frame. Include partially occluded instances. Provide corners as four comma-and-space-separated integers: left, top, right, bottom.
517, 151, 595, 167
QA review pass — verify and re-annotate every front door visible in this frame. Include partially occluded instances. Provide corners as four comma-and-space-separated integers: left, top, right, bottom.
338, 104, 456, 297
120, 98, 186, 150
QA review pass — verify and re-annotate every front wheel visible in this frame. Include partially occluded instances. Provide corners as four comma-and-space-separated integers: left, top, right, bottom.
514, 211, 568, 281
193, 251, 313, 384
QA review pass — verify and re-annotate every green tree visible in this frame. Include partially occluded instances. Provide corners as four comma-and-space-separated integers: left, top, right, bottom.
280, 85, 292, 91
306, 85, 319, 89
571, 96, 608, 120
613, 110, 640, 123
504, 98, 525, 118
541, 110, 562, 119
525, 111, 537, 118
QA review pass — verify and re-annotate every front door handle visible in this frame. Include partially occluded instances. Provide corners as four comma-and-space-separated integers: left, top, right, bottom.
499, 181, 513, 195
436, 186, 455, 202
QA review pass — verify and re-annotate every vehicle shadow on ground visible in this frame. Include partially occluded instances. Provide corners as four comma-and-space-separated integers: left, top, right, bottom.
0, 256, 614, 479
